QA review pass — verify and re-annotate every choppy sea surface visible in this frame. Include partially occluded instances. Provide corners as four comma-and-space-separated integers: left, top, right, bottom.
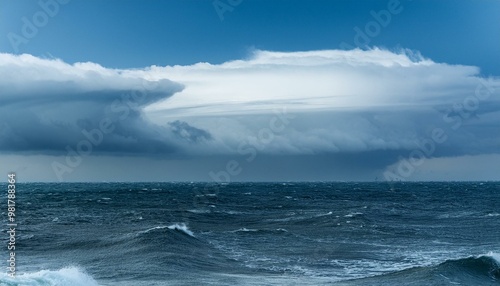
0, 182, 499, 285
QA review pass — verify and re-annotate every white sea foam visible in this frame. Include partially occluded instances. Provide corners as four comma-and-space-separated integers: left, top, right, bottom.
485, 251, 500, 265
0, 267, 99, 286
233, 228, 259, 232
232, 227, 288, 233
436, 211, 476, 219
195, 193, 217, 197
485, 213, 500, 217
187, 209, 211, 214
344, 212, 363, 218
167, 223, 195, 237
221, 210, 245, 215
320, 211, 333, 216
138, 223, 195, 237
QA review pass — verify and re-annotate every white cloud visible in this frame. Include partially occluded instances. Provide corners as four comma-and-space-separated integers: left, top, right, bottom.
0, 48, 498, 168
134, 48, 499, 157
138, 48, 489, 117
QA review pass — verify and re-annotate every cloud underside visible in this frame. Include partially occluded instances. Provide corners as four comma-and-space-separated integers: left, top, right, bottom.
0, 49, 498, 170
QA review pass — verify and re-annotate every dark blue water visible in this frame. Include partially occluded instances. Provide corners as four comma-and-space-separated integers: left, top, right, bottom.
1, 182, 499, 285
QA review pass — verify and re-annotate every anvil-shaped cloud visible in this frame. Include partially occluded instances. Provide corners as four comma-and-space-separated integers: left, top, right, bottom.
137, 48, 499, 160
0, 49, 499, 178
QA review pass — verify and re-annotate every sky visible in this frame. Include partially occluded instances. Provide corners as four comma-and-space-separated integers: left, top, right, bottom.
0, 0, 499, 182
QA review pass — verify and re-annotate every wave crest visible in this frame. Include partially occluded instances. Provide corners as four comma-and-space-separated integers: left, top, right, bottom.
167, 223, 195, 237
0, 267, 99, 286
348, 253, 500, 285
138, 223, 195, 237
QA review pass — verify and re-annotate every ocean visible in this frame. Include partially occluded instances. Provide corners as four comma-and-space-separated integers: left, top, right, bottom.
1, 182, 499, 285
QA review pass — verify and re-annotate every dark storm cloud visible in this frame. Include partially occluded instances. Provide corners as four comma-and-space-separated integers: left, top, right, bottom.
168, 120, 212, 143
0, 53, 185, 154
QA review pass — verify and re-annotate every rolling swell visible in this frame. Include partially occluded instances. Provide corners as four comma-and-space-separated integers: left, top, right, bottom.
440, 253, 500, 281
342, 253, 500, 286
116, 223, 252, 275
19, 222, 254, 283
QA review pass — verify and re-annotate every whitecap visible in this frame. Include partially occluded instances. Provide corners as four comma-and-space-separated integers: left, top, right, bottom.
187, 209, 211, 214
316, 211, 333, 217
485, 213, 500, 217
486, 251, 500, 265
221, 210, 244, 215
344, 212, 363, 218
0, 267, 99, 286
139, 223, 195, 237
167, 223, 195, 237
233, 228, 258, 232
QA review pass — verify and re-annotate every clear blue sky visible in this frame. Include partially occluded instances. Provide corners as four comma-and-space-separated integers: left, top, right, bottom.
1, 0, 499, 75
